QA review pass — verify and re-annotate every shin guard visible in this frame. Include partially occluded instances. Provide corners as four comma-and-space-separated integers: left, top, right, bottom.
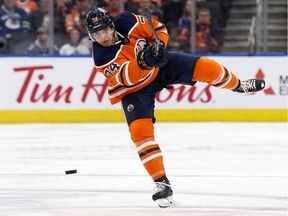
129, 118, 166, 180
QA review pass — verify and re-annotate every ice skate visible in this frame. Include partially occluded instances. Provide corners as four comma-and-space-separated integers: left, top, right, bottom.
152, 176, 175, 208
232, 79, 265, 93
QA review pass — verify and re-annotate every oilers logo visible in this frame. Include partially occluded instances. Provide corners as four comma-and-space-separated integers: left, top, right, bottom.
127, 104, 134, 112
134, 39, 147, 58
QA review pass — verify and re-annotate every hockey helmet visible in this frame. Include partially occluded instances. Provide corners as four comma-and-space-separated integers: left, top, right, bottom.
86, 8, 114, 41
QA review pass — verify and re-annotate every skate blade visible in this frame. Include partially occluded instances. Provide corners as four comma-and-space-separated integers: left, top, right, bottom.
155, 196, 175, 208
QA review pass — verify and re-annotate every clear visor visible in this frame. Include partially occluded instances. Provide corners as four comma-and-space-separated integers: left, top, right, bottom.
88, 27, 114, 42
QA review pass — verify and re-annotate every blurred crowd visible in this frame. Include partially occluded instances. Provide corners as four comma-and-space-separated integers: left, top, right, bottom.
0, 0, 231, 55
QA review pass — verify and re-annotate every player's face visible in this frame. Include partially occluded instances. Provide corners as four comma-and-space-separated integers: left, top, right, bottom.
4, 0, 16, 9
91, 26, 115, 47
198, 11, 211, 24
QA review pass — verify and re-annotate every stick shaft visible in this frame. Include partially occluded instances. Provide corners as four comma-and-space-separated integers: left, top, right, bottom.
144, 7, 160, 51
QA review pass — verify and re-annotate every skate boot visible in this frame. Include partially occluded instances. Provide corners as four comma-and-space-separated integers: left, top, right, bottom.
232, 79, 265, 93
152, 176, 175, 208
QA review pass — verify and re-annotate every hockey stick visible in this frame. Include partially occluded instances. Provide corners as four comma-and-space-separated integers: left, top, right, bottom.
144, 7, 160, 54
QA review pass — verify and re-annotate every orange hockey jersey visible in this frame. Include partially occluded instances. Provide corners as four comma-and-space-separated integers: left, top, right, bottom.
92, 12, 168, 104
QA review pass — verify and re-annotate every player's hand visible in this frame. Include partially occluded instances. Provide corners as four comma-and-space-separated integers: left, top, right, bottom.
146, 39, 163, 57
137, 39, 169, 69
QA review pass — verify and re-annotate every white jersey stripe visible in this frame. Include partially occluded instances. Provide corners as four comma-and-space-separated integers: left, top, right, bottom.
115, 71, 121, 84
136, 140, 157, 151
109, 69, 155, 99
124, 62, 133, 85
142, 153, 163, 164
211, 65, 225, 85
220, 70, 233, 88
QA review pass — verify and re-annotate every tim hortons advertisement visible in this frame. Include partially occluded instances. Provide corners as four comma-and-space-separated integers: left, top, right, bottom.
0, 56, 287, 110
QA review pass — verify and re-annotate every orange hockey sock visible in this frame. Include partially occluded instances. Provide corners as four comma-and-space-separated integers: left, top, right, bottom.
193, 57, 240, 89
129, 118, 166, 180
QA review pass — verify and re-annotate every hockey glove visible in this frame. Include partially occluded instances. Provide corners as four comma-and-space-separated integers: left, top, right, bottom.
137, 39, 169, 70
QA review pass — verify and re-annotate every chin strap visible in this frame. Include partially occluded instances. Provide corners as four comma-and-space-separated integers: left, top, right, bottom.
113, 31, 130, 45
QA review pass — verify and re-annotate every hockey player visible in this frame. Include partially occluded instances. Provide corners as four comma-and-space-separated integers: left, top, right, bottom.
86, 8, 265, 208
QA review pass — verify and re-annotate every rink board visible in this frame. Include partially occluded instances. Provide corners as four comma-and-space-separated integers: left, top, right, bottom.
0, 56, 287, 123
0, 109, 286, 123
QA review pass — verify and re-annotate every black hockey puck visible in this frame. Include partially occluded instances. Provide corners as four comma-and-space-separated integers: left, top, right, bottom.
65, 169, 77, 175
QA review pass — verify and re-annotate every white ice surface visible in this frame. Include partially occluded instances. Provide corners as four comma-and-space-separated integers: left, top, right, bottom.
0, 123, 287, 216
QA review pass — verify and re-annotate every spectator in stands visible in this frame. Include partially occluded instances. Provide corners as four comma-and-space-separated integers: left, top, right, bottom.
150, 0, 163, 21
0, 0, 30, 53
96, 0, 109, 8
55, 0, 68, 14
76, 10, 87, 36
16, 0, 37, 15
64, 1, 94, 52
0, 0, 30, 37
196, 0, 225, 28
26, 26, 59, 54
178, 0, 193, 53
59, 27, 90, 55
137, 0, 163, 22
77, 11, 92, 52
0, 36, 7, 52
29, 0, 50, 30
220, 0, 231, 24
56, 0, 76, 13
29, 0, 66, 47
124, 0, 140, 14
162, 0, 185, 31
65, 0, 91, 33
196, 7, 221, 53
199, 0, 231, 27
155, 0, 161, 7
105, 0, 120, 17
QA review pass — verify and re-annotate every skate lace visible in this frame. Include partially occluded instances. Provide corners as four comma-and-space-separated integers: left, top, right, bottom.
241, 80, 256, 93
154, 181, 171, 193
